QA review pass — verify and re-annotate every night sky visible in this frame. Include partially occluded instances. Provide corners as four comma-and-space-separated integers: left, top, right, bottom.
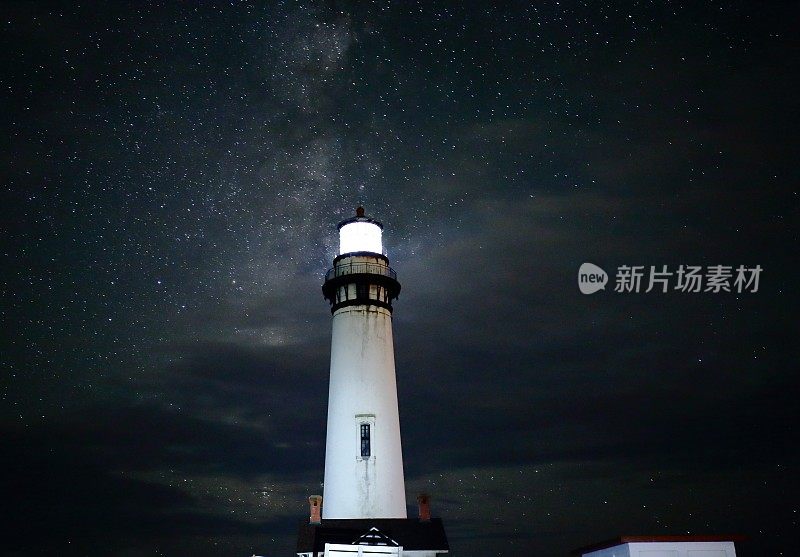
2, 2, 798, 556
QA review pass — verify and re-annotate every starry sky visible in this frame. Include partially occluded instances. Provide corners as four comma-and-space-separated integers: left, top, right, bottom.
2, 1, 798, 556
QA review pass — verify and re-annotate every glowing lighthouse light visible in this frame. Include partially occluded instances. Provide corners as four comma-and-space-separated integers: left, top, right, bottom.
338, 207, 383, 255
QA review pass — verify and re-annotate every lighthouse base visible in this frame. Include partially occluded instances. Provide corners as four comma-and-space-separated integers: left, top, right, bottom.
296, 518, 449, 557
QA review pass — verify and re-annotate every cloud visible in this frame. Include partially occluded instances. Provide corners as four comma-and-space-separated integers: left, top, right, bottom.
392, 193, 798, 483
0, 406, 301, 554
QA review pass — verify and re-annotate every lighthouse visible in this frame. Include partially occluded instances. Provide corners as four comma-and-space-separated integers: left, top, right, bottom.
320, 207, 406, 519
295, 208, 448, 557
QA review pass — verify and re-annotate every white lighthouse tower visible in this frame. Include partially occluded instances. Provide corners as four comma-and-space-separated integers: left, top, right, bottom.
294, 208, 448, 557
320, 207, 406, 519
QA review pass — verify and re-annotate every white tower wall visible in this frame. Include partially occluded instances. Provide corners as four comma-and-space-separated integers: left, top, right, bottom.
322, 304, 406, 518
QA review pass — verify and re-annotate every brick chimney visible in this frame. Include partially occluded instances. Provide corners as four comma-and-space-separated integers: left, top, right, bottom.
308, 495, 322, 524
417, 493, 431, 521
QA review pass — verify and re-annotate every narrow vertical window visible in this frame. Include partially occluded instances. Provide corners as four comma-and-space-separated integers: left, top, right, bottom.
360, 423, 371, 457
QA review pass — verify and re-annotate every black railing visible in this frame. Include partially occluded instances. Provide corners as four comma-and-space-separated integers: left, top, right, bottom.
325, 261, 397, 282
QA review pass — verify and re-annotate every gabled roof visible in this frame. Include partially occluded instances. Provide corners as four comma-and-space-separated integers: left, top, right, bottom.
296, 518, 449, 553
354, 527, 399, 546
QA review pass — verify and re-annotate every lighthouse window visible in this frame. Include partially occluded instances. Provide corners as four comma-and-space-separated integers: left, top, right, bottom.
360, 423, 371, 457
356, 283, 370, 300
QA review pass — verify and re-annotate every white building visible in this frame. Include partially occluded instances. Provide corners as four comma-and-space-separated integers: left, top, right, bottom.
574, 535, 744, 557
296, 208, 448, 557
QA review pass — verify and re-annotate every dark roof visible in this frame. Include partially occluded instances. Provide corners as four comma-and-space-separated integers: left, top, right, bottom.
572, 535, 747, 555
296, 518, 449, 553
337, 215, 384, 230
